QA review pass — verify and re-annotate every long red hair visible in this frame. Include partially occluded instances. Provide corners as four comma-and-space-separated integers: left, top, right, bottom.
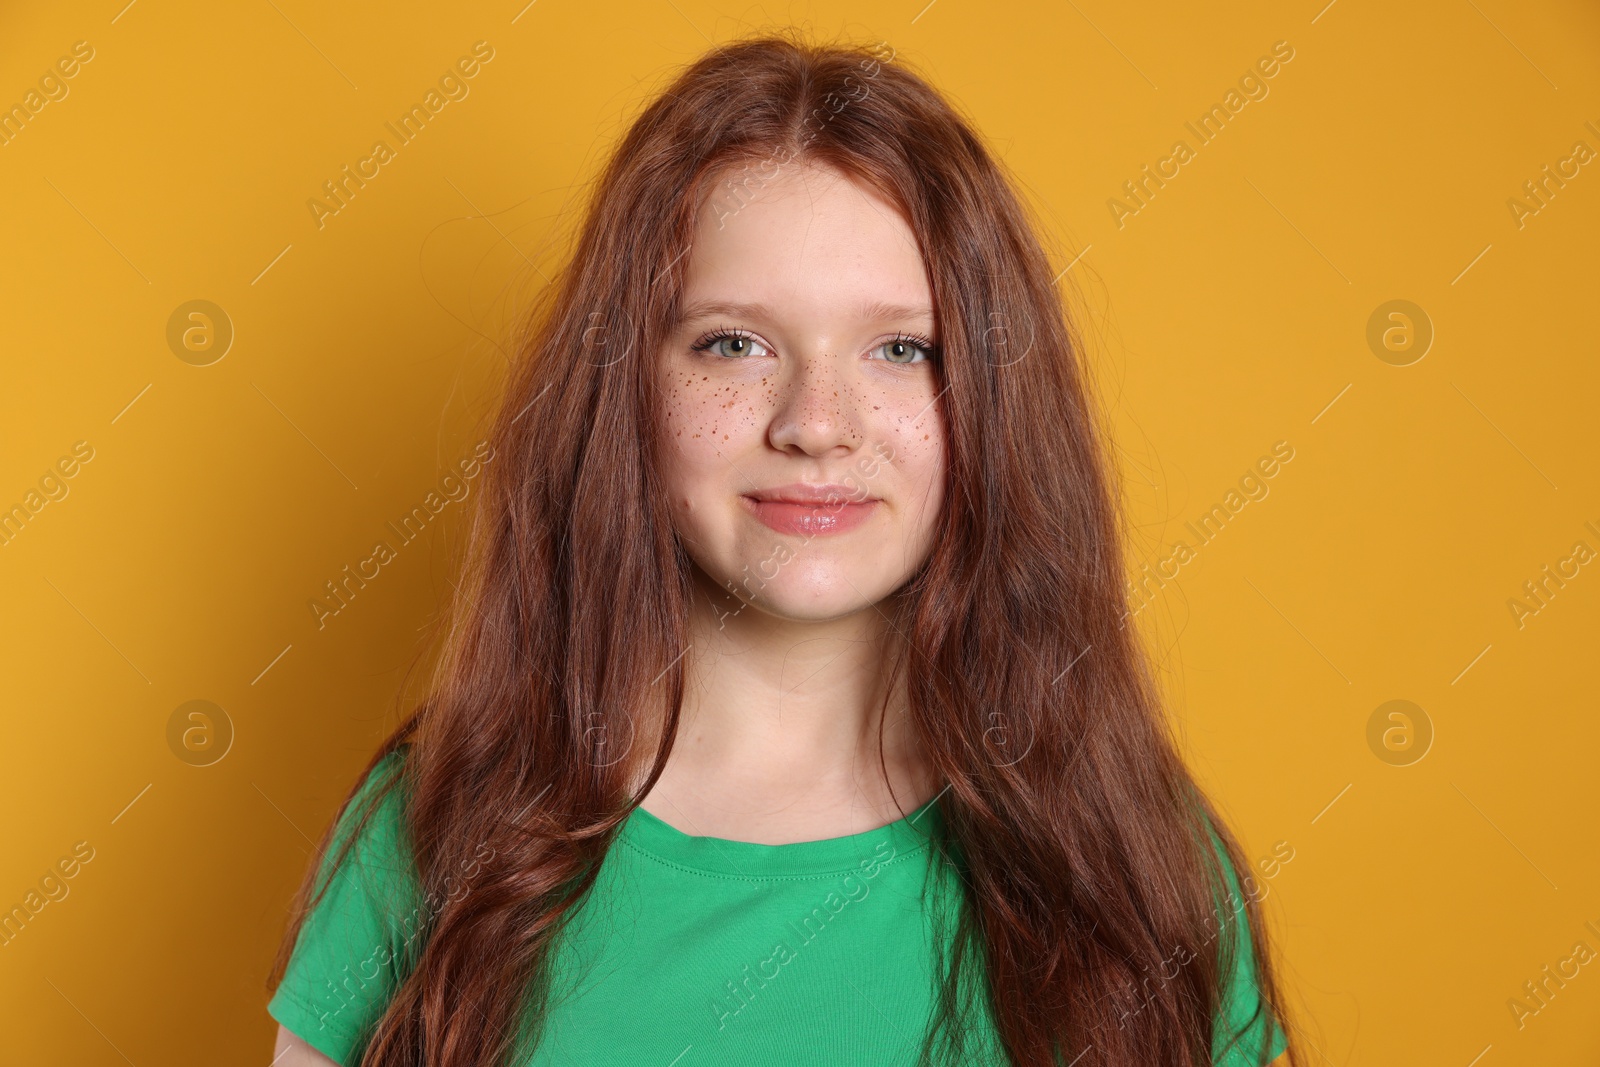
270, 29, 1298, 1067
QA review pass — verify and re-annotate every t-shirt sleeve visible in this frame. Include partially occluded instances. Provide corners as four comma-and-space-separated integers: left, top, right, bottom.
1207, 827, 1289, 1067
267, 750, 426, 1066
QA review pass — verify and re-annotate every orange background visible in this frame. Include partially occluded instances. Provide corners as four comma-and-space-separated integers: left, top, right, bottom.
2, 1, 1597, 1064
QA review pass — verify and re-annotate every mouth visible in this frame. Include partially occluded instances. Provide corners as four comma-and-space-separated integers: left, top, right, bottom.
740, 483, 881, 537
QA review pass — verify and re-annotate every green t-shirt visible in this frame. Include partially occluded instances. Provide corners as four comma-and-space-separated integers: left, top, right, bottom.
268, 750, 1287, 1065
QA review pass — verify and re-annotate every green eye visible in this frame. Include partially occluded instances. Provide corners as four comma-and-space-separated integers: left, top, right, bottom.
875, 335, 937, 364
689, 329, 771, 359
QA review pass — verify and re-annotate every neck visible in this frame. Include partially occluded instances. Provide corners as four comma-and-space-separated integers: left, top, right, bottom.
628, 566, 939, 841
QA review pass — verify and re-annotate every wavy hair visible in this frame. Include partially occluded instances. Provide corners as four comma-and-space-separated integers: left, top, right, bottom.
269, 28, 1298, 1067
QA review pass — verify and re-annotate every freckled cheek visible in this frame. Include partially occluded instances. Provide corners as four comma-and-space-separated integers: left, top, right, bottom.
661, 384, 767, 505
878, 401, 947, 476
665, 382, 765, 451
879, 410, 946, 539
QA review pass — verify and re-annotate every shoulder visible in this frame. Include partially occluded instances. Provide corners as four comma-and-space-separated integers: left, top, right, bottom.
348, 746, 411, 815
1200, 816, 1289, 1067
309, 747, 413, 892
268, 747, 424, 1065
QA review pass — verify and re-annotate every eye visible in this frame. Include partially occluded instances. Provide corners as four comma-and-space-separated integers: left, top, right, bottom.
872, 333, 938, 365
689, 328, 772, 360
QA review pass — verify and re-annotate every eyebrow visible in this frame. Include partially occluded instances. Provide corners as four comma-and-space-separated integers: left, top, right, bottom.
676, 298, 935, 327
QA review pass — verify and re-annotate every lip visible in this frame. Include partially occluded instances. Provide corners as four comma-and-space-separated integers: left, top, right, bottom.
745, 483, 876, 505
740, 483, 881, 537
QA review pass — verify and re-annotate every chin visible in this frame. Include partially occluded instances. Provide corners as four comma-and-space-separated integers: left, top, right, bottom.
746, 590, 884, 624
737, 563, 901, 620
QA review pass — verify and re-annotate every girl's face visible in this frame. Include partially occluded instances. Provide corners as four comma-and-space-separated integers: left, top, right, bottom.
657, 160, 947, 624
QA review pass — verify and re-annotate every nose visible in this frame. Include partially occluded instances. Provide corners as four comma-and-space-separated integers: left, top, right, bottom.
765, 347, 868, 457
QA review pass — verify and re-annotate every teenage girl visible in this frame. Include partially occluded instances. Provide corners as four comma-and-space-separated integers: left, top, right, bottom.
268, 31, 1295, 1067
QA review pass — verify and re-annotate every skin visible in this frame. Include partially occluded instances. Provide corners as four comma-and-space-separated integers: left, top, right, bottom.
271, 1026, 335, 1066
630, 158, 949, 844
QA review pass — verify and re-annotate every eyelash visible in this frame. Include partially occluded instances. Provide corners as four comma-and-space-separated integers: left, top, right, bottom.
688, 325, 940, 364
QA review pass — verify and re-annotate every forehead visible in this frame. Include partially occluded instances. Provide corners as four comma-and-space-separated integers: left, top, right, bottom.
678, 160, 933, 326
